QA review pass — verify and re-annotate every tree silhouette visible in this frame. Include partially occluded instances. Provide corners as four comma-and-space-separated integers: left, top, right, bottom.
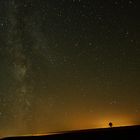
109, 122, 113, 128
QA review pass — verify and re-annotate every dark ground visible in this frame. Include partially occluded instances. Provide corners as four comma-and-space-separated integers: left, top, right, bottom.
1, 125, 140, 140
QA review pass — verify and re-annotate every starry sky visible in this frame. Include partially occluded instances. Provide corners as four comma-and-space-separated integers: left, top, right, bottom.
0, 0, 140, 137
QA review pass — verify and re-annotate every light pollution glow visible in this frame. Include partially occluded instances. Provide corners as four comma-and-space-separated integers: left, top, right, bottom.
0, 113, 139, 138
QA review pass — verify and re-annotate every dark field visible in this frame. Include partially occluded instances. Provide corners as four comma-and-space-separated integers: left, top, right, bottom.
1, 125, 140, 140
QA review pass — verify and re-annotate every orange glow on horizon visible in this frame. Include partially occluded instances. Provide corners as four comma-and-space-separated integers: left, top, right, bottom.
0, 114, 139, 138
63, 114, 138, 131
91, 115, 138, 129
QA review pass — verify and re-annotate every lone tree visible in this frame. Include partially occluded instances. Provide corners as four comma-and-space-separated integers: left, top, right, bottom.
109, 122, 113, 128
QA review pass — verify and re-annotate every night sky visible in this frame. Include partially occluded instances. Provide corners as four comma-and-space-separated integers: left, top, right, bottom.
0, 0, 140, 137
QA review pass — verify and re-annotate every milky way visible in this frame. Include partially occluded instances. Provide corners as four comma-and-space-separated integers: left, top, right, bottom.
0, 1, 50, 135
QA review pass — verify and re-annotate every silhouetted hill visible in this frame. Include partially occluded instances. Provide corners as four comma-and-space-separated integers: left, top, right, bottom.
1, 125, 140, 140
